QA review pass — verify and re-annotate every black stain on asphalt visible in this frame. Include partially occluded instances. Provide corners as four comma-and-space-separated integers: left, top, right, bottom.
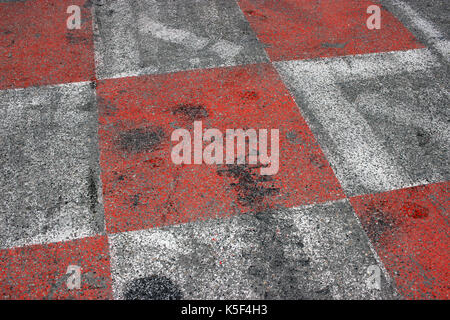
402, 201, 429, 219
131, 194, 140, 208
84, 272, 108, 289
217, 163, 279, 210
78, 101, 94, 112
362, 200, 397, 243
45, 194, 64, 222
416, 128, 431, 146
240, 90, 259, 101
247, 265, 265, 277
244, 210, 320, 299
172, 104, 208, 121
364, 198, 429, 244
119, 127, 165, 154
286, 130, 303, 145
66, 31, 89, 45
124, 275, 183, 300
97, 97, 117, 117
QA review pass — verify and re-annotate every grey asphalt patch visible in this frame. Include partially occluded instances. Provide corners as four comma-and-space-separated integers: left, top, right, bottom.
93, 0, 268, 79
382, 0, 450, 38
0, 82, 104, 249
109, 200, 396, 299
381, 0, 450, 63
275, 49, 449, 196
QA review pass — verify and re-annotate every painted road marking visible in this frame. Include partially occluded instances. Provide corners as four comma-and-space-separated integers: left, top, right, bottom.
238, 0, 423, 61
109, 200, 396, 299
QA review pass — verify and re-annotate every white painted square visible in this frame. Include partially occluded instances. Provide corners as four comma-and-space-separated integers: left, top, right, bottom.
0, 82, 104, 249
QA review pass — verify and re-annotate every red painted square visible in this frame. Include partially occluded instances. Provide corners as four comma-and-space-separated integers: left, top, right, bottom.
238, 0, 424, 61
0, 0, 95, 90
351, 182, 450, 299
0, 236, 112, 300
97, 63, 344, 234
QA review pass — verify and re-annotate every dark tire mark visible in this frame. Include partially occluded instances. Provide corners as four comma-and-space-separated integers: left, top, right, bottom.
172, 104, 208, 121
118, 127, 165, 154
321, 42, 348, 48
124, 275, 183, 300
244, 210, 324, 299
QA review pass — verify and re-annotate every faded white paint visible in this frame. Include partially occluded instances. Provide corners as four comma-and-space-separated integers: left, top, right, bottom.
275, 48, 444, 195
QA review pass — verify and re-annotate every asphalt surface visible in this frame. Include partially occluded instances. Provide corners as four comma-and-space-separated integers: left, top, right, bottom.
0, 0, 448, 300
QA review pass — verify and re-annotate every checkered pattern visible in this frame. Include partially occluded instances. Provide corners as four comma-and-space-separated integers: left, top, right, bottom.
0, 0, 448, 299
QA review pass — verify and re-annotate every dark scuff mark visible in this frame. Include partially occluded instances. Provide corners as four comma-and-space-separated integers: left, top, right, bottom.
244, 10, 267, 20
240, 90, 259, 101
118, 127, 165, 154
78, 101, 94, 112
217, 163, 279, 211
83, 0, 105, 8
315, 286, 331, 297
172, 104, 208, 121
362, 199, 397, 244
84, 272, 108, 289
416, 128, 431, 146
309, 154, 326, 169
97, 97, 117, 117
45, 270, 75, 300
244, 210, 320, 299
124, 275, 183, 300
363, 198, 430, 247
400, 201, 429, 219
286, 130, 302, 145
46, 194, 63, 219
143, 156, 164, 168
321, 42, 348, 49
87, 168, 97, 216
66, 31, 89, 45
